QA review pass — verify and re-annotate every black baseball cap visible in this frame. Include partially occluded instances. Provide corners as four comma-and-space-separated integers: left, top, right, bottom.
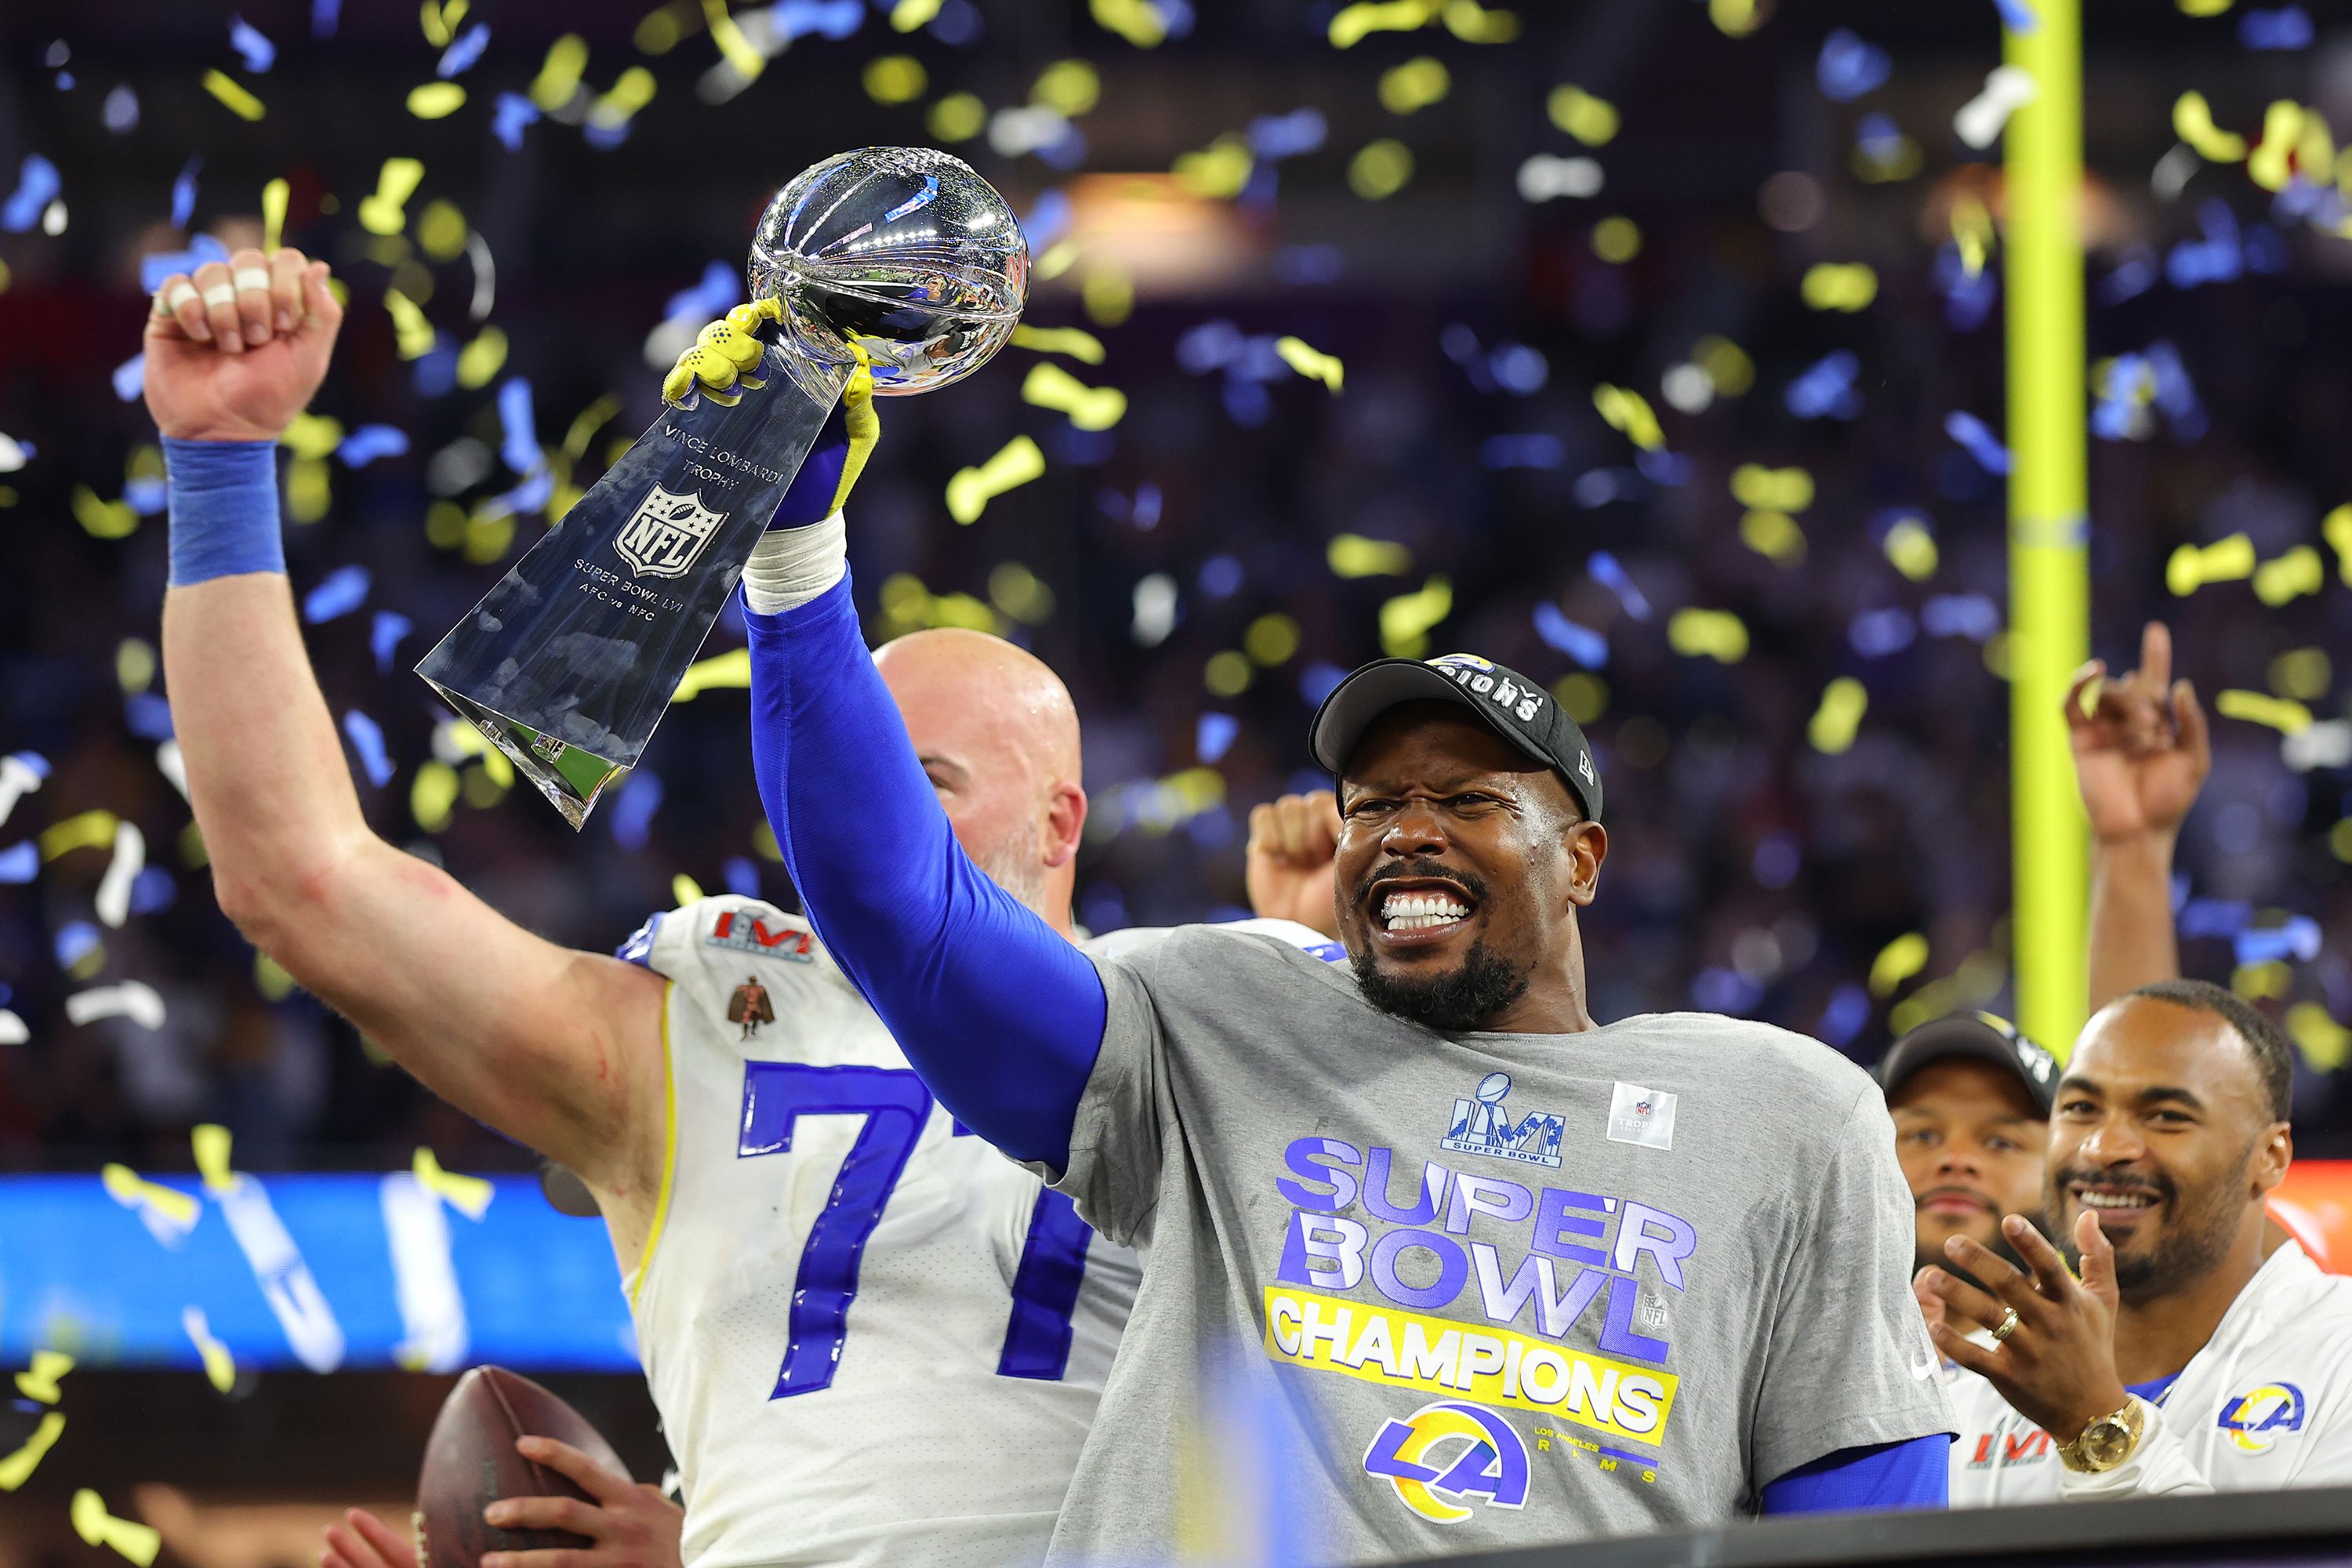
1308, 654, 1602, 822
1875, 1011, 2060, 1117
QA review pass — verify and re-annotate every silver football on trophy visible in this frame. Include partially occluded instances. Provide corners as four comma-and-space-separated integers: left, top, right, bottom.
748, 147, 1029, 396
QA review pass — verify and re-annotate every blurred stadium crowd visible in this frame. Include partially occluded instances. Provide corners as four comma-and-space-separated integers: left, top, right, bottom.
5, 0, 2352, 1176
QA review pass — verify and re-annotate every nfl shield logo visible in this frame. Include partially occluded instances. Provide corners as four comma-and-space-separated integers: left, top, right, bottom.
614, 485, 728, 579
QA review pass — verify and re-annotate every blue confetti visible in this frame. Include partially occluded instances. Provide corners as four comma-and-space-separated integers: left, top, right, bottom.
337, 425, 411, 466
1020, 189, 1072, 252
103, 84, 139, 133
143, 234, 229, 293
723, 856, 760, 898
923, 0, 984, 44
1198, 555, 1244, 599
664, 260, 738, 325
775, 0, 865, 40
1785, 350, 1862, 420
1586, 551, 1651, 621
1298, 662, 1347, 710
9, 753, 50, 780
1272, 245, 1344, 285
1816, 29, 1889, 102
1854, 112, 1905, 161
169, 157, 201, 230
1691, 967, 1762, 1017
1197, 713, 1240, 764
1992, 0, 2038, 31
413, 343, 460, 399
314, 0, 341, 35
1034, 125, 1088, 171
1176, 318, 1243, 374
2180, 898, 2250, 939
2243, 223, 2290, 274
2166, 199, 2242, 289
1249, 107, 1327, 161
0, 843, 35, 884
1944, 410, 2013, 474
437, 21, 492, 77
371, 611, 414, 673
130, 866, 176, 916
342, 711, 395, 788
303, 565, 372, 624
111, 353, 146, 402
2096, 245, 2158, 305
229, 15, 277, 72
1482, 434, 1565, 470
1931, 241, 1998, 331
2237, 916, 2321, 966
1817, 983, 1871, 1048
1634, 448, 1692, 487
608, 771, 666, 851
2240, 5, 2312, 49
56, 922, 100, 969
1922, 593, 2000, 641
1221, 379, 1271, 427
55, 71, 74, 90
125, 475, 167, 517
492, 93, 542, 152
498, 378, 543, 474
1532, 604, 1608, 667
1100, 482, 1162, 530
2, 156, 61, 234
2144, 342, 2205, 439
489, 470, 554, 519
125, 693, 175, 741
1849, 608, 1918, 658
1752, 833, 1800, 889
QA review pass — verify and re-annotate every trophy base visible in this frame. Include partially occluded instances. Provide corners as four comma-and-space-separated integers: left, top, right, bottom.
420, 681, 630, 830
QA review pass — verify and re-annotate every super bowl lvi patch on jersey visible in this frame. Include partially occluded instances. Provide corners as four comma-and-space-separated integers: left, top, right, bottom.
1607, 1083, 1677, 1151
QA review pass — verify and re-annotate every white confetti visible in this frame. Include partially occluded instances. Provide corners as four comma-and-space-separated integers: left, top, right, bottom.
94, 821, 144, 928
1516, 153, 1604, 202
67, 980, 165, 1030
1955, 65, 2036, 151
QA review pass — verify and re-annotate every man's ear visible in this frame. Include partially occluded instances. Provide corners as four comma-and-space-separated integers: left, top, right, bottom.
2251, 1121, 2293, 1200
1564, 821, 1607, 907
1044, 781, 1087, 869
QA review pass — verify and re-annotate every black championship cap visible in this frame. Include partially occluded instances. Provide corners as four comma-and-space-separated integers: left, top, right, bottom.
1875, 1010, 2060, 1118
1308, 654, 1602, 822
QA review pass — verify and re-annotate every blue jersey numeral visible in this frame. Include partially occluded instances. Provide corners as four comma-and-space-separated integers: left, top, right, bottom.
738, 1062, 1095, 1398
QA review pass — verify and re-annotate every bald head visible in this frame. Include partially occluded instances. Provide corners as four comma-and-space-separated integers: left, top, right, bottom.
875, 628, 1085, 932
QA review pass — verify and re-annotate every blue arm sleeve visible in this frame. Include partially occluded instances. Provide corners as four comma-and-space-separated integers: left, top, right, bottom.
744, 572, 1104, 1168
1759, 1436, 1949, 1515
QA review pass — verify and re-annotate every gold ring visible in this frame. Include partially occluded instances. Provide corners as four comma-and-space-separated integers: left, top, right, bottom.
1991, 1306, 2021, 1342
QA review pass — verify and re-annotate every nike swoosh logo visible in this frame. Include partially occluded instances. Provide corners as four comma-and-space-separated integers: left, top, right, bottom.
1911, 1353, 1941, 1381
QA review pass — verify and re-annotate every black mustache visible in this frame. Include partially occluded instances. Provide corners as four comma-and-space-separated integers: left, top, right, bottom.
1353, 857, 1487, 908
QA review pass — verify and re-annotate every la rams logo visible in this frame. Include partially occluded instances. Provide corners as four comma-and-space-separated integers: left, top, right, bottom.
1362, 1401, 1530, 1524
2217, 1383, 2307, 1454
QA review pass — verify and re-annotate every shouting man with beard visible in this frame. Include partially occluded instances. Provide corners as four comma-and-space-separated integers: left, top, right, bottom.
743, 570, 1955, 1563
1920, 980, 2352, 1501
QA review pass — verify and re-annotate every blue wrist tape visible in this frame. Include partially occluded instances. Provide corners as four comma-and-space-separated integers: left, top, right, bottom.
165, 437, 284, 586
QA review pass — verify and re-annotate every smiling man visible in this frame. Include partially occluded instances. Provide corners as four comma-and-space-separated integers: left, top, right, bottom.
1920, 980, 2352, 1501
1875, 1013, 2057, 1290
742, 597, 1955, 1561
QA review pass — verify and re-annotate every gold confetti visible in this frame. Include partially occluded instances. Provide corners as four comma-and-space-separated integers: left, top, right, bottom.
73, 486, 137, 539
1740, 510, 1805, 566
2166, 533, 2256, 595
2254, 544, 2323, 607
1379, 57, 1450, 114
408, 82, 466, 119
1809, 677, 1868, 755
673, 647, 752, 701
182, 1306, 238, 1392
282, 412, 344, 459
928, 92, 987, 142
1082, 269, 1134, 325
117, 637, 157, 695
203, 69, 265, 121
358, 158, 426, 237
42, 809, 118, 861
946, 436, 1047, 524
892, 0, 946, 30
1592, 384, 1662, 450
385, 289, 436, 360
457, 326, 509, 389
420, 0, 469, 46
864, 54, 927, 104
192, 1123, 235, 1192
287, 455, 331, 524
1328, 534, 1413, 578
73, 1490, 162, 1568
1275, 336, 1345, 393
1348, 140, 1415, 200
1952, 195, 1995, 278
2270, 648, 2329, 701
702, 0, 765, 79
2215, 690, 2312, 734
0, 1413, 62, 1491
590, 67, 657, 132
1730, 464, 1813, 511
1708, 0, 1766, 36
1379, 576, 1454, 657
633, 2, 691, 54
988, 562, 1056, 624
261, 177, 289, 253
1694, 336, 1753, 396
255, 952, 297, 1002
16, 1351, 72, 1404
2178, 0, 2232, 11
1245, 614, 1301, 666
1667, 608, 1748, 663
1329, 0, 1440, 48
2247, 100, 2303, 191
2234, 960, 2291, 1000
1883, 517, 1940, 582
1091, 0, 1169, 47
2325, 504, 2352, 583
2173, 91, 2247, 162
2285, 1002, 2350, 1071
1033, 60, 1101, 116
672, 873, 706, 907
101, 1164, 199, 1230
1022, 362, 1127, 430
413, 1146, 494, 1218
1174, 136, 1254, 199
1547, 85, 1619, 146
1871, 931, 1929, 997
412, 760, 460, 832
531, 34, 590, 111
1011, 324, 1105, 364
1592, 216, 1641, 262
1801, 263, 1878, 311
1441, 0, 1519, 42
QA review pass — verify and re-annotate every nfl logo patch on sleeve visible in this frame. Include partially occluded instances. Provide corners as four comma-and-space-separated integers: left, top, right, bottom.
1607, 1082, 1677, 1151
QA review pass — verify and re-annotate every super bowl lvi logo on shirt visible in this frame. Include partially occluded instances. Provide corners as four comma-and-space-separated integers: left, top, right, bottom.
615, 485, 728, 578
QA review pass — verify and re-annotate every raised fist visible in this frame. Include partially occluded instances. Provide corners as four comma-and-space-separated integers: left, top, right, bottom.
143, 245, 343, 443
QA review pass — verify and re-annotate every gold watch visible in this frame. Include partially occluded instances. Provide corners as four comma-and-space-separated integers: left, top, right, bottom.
2056, 1395, 2148, 1473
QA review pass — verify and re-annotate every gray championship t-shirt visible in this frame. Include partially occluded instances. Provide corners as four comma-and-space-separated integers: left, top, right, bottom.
1040, 924, 1954, 1566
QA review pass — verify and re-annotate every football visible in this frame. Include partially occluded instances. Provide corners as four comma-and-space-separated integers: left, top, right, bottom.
414, 1366, 633, 1568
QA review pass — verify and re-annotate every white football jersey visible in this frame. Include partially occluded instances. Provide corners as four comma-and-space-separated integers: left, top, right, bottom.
617, 896, 1142, 1568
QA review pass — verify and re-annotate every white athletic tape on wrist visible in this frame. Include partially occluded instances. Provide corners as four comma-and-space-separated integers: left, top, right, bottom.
232, 267, 271, 293
740, 514, 848, 615
199, 284, 236, 307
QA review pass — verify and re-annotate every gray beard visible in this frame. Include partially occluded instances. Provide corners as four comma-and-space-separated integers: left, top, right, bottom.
967, 822, 1046, 913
